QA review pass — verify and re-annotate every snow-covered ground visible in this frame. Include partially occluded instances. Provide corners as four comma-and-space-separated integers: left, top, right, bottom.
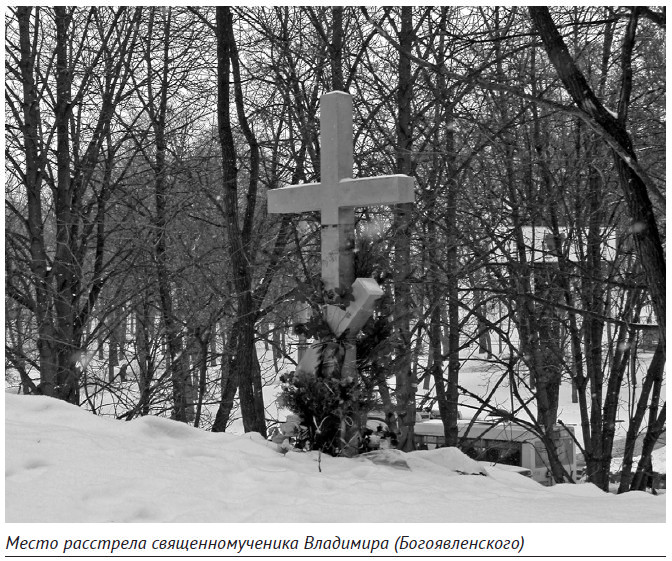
4, 393, 664, 524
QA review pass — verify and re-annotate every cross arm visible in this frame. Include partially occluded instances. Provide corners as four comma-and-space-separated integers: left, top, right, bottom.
267, 182, 323, 214
339, 175, 415, 208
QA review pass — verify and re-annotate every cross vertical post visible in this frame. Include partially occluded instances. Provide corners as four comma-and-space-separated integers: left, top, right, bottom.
319, 94, 358, 404
319, 92, 356, 294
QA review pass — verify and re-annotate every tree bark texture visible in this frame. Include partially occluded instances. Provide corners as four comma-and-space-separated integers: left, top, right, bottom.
215, 7, 266, 436
52, 7, 81, 405
330, 7, 344, 91
393, 6, 416, 451
17, 8, 58, 397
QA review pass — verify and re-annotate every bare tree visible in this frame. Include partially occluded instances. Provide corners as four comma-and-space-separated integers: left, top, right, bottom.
6, 7, 141, 403
528, 7, 665, 349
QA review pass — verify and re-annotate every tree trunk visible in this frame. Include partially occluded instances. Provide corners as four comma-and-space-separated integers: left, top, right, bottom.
17, 8, 58, 397
631, 403, 666, 492
425, 9, 452, 445
209, 325, 218, 367
618, 340, 664, 492
193, 329, 210, 429
146, 8, 190, 423
212, 321, 237, 433
330, 7, 344, 91
53, 7, 80, 405
214, 7, 266, 436
444, 104, 460, 448
393, 6, 416, 451
135, 293, 154, 417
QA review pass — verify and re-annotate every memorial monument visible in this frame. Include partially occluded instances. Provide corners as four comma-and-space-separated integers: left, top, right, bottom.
268, 91, 415, 453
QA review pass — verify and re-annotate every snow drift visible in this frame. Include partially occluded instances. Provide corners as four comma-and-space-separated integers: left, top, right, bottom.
4, 394, 664, 523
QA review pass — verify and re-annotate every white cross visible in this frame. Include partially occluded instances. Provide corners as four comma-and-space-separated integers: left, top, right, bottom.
267, 91, 415, 292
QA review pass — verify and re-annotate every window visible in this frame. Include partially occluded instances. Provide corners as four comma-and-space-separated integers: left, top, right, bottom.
461, 438, 523, 466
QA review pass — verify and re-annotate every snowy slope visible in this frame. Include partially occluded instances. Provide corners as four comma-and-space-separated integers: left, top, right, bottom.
4, 393, 664, 523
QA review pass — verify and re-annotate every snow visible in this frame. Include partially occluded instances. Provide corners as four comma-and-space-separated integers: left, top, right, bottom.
611, 446, 667, 475
652, 446, 667, 473
605, 106, 618, 119
4, 393, 665, 524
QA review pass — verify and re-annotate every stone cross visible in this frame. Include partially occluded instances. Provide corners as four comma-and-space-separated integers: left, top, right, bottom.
267, 91, 414, 293
268, 92, 415, 452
